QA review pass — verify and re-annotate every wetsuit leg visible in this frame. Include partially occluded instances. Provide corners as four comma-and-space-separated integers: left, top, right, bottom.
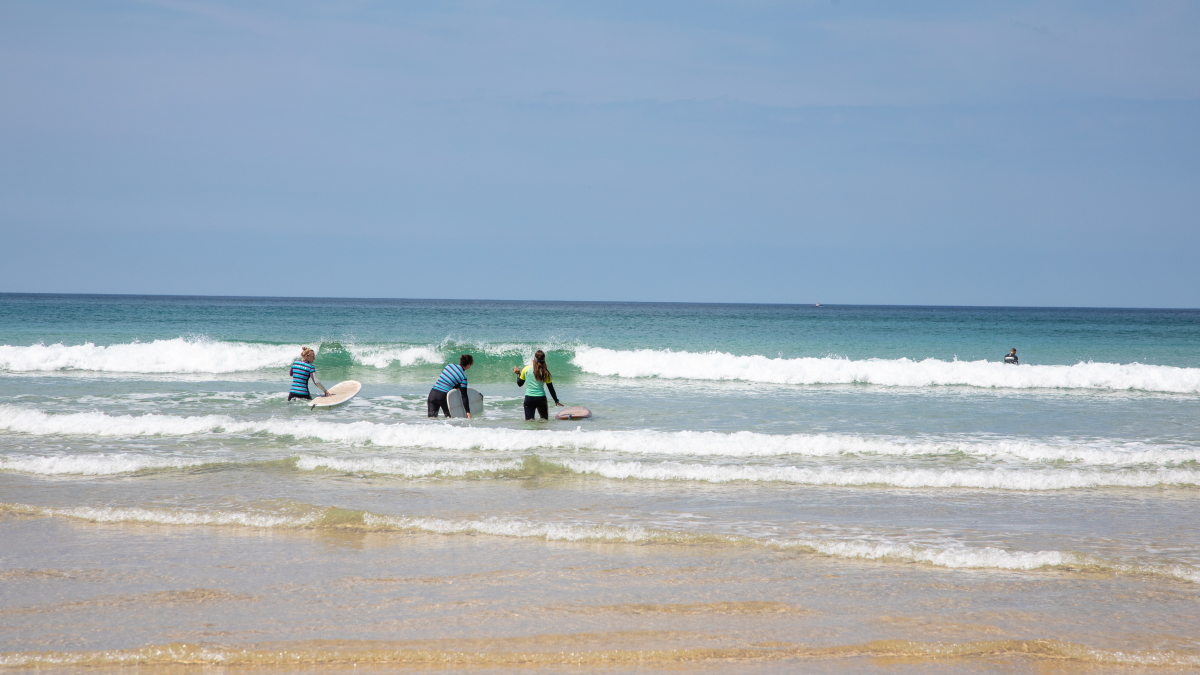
288, 392, 312, 401
428, 389, 450, 417
525, 395, 549, 420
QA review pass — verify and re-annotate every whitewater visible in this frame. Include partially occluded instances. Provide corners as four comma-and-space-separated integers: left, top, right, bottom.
4, 406, 1199, 466
573, 347, 1200, 393
4, 338, 1200, 392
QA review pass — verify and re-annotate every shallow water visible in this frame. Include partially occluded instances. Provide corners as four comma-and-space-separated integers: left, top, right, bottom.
2, 295, 1199, 672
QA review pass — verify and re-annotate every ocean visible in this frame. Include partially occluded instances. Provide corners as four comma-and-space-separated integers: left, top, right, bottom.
2, 293, 1199, 672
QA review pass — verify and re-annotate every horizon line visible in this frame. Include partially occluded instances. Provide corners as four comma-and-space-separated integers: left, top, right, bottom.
1, 291, 1196, 312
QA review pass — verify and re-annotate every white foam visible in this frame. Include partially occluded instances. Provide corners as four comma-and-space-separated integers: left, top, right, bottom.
295, 456, 522, 477
345, 345, 442, 368
785, 538, 1070, 570
573, 347, 1200, 393
0, 454, 204, 476
22, 505, 318, 528
0, 338, 298, 374
363, 513, 654, 542
4, 406, 1199, 472
293, 454, 1200, 489
8, 501, 1197, 583
559, 459, 1200, 490
0, 406, 237, 436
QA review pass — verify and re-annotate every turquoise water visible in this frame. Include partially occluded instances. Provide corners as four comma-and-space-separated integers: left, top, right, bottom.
5, 294, 1199, 364
3, 293, 1200, 670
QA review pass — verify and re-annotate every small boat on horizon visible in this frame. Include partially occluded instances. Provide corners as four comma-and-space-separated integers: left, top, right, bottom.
815, 302, 822, 307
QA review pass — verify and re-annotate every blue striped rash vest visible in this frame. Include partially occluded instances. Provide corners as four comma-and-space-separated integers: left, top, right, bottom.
432, 363, 468, 392
290, 360, 316, 395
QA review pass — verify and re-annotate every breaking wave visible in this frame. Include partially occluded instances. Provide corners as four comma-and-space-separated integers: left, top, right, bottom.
0, 337, 537, 374
0, 338, 298, 374
9, 338, 1199, 394
572, 347, 1200, 393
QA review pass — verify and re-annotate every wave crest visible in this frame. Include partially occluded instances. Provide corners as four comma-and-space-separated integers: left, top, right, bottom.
0, 338, 298, 374
571, 347, 1200, 393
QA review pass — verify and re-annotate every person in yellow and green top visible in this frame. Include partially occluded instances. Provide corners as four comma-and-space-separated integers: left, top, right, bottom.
513, 349, 563, 420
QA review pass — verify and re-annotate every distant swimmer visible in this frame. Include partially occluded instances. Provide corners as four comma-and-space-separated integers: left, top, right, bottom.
288, 347, 329, 401
429, 354, 473, 418
514, 349, 563, 420
1004, 348, 1018, 365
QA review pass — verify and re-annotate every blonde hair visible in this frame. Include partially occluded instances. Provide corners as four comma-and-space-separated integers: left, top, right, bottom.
301, 347, 316, 363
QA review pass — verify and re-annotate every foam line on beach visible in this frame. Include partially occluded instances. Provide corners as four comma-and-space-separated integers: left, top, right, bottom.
572, 347, 1200, 393
7, 452, 1198, 490
556, 459, 1200, 490
0, 454, 209, 476
5, 502, 1197, 583
4, 638, 1198, 669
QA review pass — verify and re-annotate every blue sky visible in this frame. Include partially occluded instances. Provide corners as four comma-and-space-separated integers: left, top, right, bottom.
2, 1, 1198, 306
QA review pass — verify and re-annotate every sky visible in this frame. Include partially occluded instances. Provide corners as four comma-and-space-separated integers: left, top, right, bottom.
1, 0, 1198, 306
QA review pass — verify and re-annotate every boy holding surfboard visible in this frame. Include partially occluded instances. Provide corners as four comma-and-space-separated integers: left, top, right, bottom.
428, 354, 473, 418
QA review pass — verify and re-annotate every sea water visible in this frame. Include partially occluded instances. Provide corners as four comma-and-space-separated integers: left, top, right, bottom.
2, 294, 1200, 672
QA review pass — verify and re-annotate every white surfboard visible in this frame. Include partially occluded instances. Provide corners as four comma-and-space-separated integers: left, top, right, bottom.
555, 405, 592, 420
310, 380, 361, 409
446, 388, 483, 418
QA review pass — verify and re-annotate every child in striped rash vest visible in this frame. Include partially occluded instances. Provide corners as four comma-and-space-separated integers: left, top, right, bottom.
288, 347, 328, 401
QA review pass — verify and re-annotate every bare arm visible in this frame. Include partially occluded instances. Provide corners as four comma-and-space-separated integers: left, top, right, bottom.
310, 374, 328, 395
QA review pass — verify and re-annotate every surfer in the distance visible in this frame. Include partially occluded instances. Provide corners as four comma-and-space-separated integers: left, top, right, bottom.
1004, 348, 1019, 365
428, 354, 473, 418
288, 347, 329, 401
514, 349, 563, 420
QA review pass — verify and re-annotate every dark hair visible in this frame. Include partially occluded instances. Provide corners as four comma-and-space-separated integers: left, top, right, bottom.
460, 354, 474, 367
532, 349, 550, 382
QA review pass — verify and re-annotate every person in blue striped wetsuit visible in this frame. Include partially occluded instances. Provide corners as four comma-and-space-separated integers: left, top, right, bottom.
288, 347, 328, 401
428, 354, 473, 418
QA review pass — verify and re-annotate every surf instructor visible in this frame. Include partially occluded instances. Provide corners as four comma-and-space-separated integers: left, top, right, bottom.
428, 354, 473, 418
288, 347, 329, 401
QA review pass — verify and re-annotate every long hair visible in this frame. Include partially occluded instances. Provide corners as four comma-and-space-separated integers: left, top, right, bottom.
532, 349, 550, 382
301, 347, 316, 363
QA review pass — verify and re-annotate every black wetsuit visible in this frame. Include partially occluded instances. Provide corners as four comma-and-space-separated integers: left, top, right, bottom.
517, 366, 560, 420
1004, 352, 1018, 365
